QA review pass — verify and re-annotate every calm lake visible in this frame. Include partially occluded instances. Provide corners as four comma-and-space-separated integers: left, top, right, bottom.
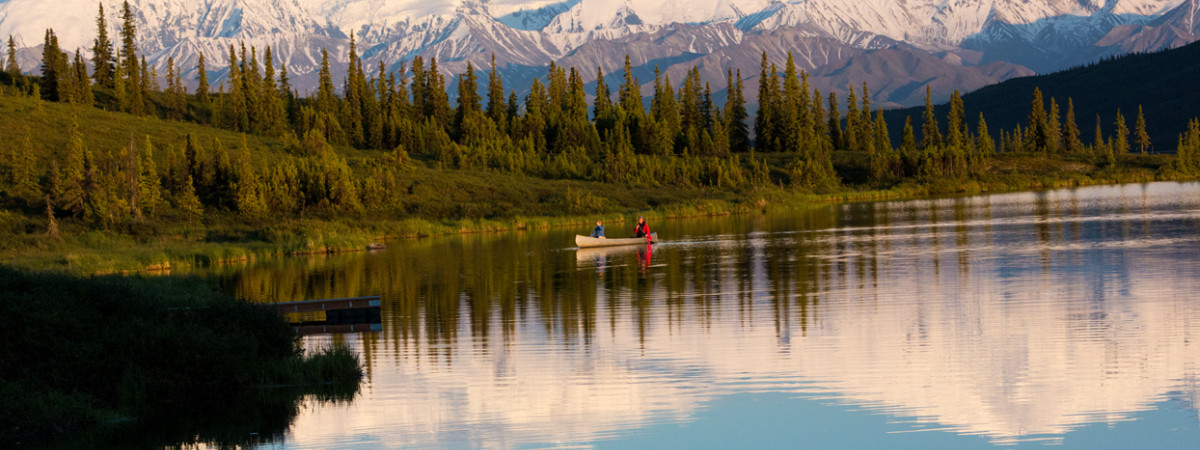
211, 182, 1200, 449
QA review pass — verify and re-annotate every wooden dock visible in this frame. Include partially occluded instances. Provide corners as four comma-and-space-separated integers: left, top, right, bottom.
272, 296, 383, 335
272, 296, 382, 314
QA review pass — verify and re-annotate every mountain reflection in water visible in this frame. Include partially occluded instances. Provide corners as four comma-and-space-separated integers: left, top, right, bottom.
217, 182, 1200, 448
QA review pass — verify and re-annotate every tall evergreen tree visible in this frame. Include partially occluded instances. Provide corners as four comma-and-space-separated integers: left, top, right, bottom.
1113, 109, 1130, 154
177, 174, 204, 222
755, 52, 774, 152
456, 61, 481, 116
827, 92, 842, 151
195, 53, 210, 106
92, 3, 116, 88
1025, 88, 1049, 152
487, 54, 507, 126
234, 138, 266, 219
71, 50, 94, 106
1092, 115, 1106, 155
61, 122, 90, 216
40, 29, 67, 102
6, 35, 20, 77
920, 86, 941, 149
1063, 98, 1083, 154
779, 52, 803, 152
593, 65, 611, 120
901, 116, 917, 155
11, 127, 41, 203
946, 90, 966, 149
976, 113, 995, 154
164, 57, 186, 119
119, 0, 144, 114
618, 54, 641, 118
139, 136, 163, 216
1046, 97, 1061, 154
726, 69, 750, 153
858, 82, 873, 148
1135, 105, 1151, 154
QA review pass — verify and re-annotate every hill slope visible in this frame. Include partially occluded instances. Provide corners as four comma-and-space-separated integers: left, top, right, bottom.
884, 38, 1200, 151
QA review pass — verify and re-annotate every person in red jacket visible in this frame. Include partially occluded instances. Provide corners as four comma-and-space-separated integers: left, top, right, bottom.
634, 216, 650, 240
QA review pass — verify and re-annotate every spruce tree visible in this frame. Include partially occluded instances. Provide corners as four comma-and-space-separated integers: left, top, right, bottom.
779, 53, 803, 152
1135, 105, 1150, 154
844, 85, 859, 152
61, 122, 89, 216
827, 92, 842, 150
618, 54, 641, 118
1114, 109, 1130, 154
946, 90, 966, 149
119, 0, 143, 114
976, 113, 995, 155
1046, 97, 1061, 154
195, 53, 210, 107
426, 58, 453, 130
316, 48, 337, 111
1026, 88, 1049, 152
811, 89, 829, 152
1175, 119, 1200, 175
41, 29, 66, 102
234, 138, 266, 219
1063, 98, 1083, 154
858, 82, 873, 148
164, 57, 185, 119
11, 127, 41, 203
725, 69, 750, 153
901, 116, 917, 157
869, 109, 893, 184
456, 61, 481, 117
92, 3, 116, 88
139, 137, 163, 216
593, 65, 611, 118
487, 54, 507, 126
755, 52, 774, 152
6, 35, 20, 77
71, 50, 94, 106
177, 174, 204, 223
920, 86, 941, 150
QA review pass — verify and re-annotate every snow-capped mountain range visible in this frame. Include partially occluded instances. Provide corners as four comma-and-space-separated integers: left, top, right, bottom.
0, 0, 1197, 106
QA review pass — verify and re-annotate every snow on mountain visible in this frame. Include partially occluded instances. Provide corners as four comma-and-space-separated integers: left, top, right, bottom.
0, 0, 1197, 105
496, 0, 581, 31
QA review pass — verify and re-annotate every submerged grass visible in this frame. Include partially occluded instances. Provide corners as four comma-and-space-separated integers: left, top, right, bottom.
0, 266, 363, 447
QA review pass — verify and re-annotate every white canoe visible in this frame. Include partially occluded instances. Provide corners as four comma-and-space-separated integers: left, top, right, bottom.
575, 233, 657, 248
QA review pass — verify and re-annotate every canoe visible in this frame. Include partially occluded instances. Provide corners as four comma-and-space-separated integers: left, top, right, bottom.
575, 244, 643, 262
575, 233, 657, 248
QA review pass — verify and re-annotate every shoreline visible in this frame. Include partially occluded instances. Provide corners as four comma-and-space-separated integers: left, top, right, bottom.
4, 162, 1189, 275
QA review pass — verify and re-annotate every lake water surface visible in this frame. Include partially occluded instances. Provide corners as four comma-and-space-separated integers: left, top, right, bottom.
214, 182, 1200, 449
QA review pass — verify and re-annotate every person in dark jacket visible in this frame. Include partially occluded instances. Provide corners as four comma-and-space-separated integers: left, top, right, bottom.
634, 216, 650, 239
589, 220, 605, 238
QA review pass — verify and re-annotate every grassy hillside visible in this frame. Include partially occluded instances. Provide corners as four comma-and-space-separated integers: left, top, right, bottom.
884, 39, 1200, 151
0, 80, 1193, 274
0, 94, 778, 273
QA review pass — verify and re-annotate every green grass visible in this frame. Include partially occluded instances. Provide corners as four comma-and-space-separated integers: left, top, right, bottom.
0, 266, 363, 447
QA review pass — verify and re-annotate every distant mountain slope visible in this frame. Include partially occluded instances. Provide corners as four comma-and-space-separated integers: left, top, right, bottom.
883, 38, 1200, 152
0, 0, 1196, 107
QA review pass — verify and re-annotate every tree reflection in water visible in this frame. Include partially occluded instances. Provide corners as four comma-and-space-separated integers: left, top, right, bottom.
202, 182, 1200, 447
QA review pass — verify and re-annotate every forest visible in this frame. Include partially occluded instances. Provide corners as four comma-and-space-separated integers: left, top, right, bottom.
2, 1, 1199, 271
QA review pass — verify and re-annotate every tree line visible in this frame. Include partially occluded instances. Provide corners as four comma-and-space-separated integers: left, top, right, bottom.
2, 0, 1198, 228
